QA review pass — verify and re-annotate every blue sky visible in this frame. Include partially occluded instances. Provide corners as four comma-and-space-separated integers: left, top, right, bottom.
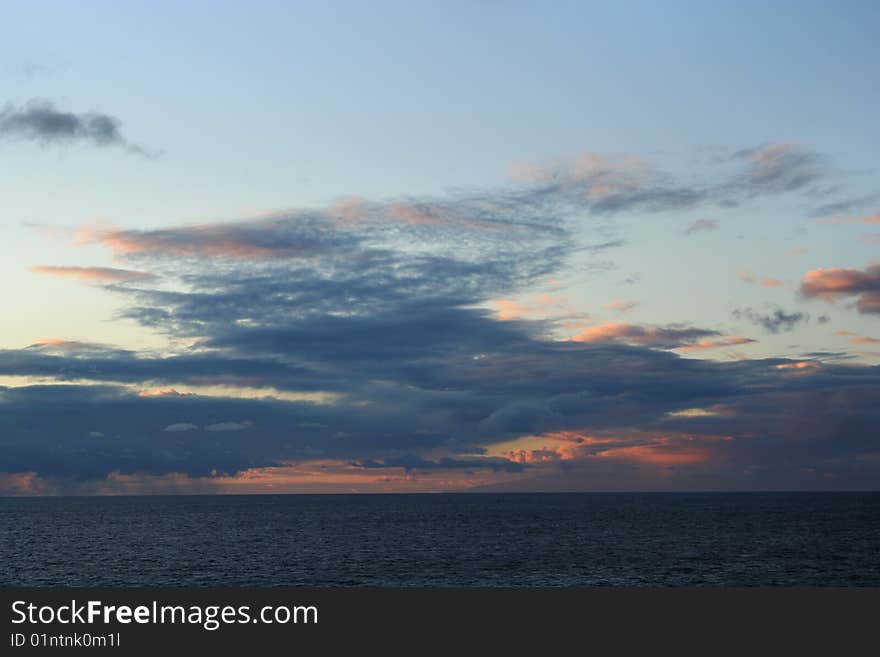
0, 1, 878, 493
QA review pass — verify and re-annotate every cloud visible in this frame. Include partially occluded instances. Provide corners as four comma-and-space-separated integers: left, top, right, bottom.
675, 337, 756, 352
508, 143, 830, 218
603, 300, 639, 314
205, 420, 253, 432
355, 455, 524, 473
736, 269, 783, 288
74, 216, 359, 260
733, 306, 810, 334
162, 423, 199, 433
737, 268, 755, 284
728, 144, 825, 197
139, 388, 194, 398
3, 144, 880, 492
809, 193, 880, 218
0, 99, 154, 155
834, 330, 880, 345
800, 264, 880, 315
31, 265, 155, 283
819, 212, 880, 225
682, 219, 718, 235
569, 322, 723, 349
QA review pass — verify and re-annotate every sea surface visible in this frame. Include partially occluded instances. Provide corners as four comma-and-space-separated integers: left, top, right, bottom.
2, 492, 879, 586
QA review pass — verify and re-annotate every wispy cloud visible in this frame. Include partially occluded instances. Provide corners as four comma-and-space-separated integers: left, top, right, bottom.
736, 268, 784, 288
834, 330, 880, 345
30, 265, 156, 283
682, 219, 718, 235
818, 212, 880, 225
603, 300, 639, 314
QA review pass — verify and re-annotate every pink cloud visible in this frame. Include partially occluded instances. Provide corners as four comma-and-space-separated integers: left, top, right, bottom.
676, 337, 756, 352
31, 265, 155, 282
800, 264, 880, 315
834, 330, 880, 345
509, 151, 654, 200
74, 217, 333, 259
387, 203, 447, 226
818, 212, 880, 225
760, 277, 783, 288
489, 294, 570, 321
569, 322, 741, 350
736, 268, 755, 283
737, 268, 783, 288
603, 300, 639, 314
138, 388, 195, 398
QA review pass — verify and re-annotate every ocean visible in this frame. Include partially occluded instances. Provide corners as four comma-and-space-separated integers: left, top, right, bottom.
2, 492, 879, 586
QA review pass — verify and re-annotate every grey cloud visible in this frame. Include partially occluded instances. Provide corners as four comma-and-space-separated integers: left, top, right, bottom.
682, 219, 718, 235
205, 421, 253, 432
733, 306, 810, 334
728, 144, 825, 197
809, 192, 880, 218
0, 99, 154, 156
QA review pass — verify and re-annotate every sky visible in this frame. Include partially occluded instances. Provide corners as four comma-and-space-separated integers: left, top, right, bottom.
0, 0, 878, 494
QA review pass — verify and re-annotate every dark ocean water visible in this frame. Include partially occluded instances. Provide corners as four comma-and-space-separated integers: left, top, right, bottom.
2, 493, 879, 586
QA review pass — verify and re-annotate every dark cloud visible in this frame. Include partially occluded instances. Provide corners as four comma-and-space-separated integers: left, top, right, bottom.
732, 306, 810, 334
0, 99, 154, 156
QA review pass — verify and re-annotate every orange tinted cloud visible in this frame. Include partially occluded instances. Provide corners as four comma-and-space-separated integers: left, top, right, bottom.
597, 443, 710, 466
388, 202, 447, 225
834, 330, 880, 345
737, 268, 783, 288
676, 337, 755, 352
489, 294, 569, 321
509, 151, 653, 200
31, 265, 154, 283
0, 472, 53, 496
328, 196, 367, 225
800, 264, 880, 315
75, 217, 336, 259
492, 300, 532, 321
95, 460, 527, 495
29, 338, 92, 350
138, 388, 195, 398
736, 268, 755, 283
603, 300, 639, 314
500, 431, 716, 468
570, 322, 732, 350
786, 247, 809, 255
819, 212, 880, 224
775, 360, 822, 375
